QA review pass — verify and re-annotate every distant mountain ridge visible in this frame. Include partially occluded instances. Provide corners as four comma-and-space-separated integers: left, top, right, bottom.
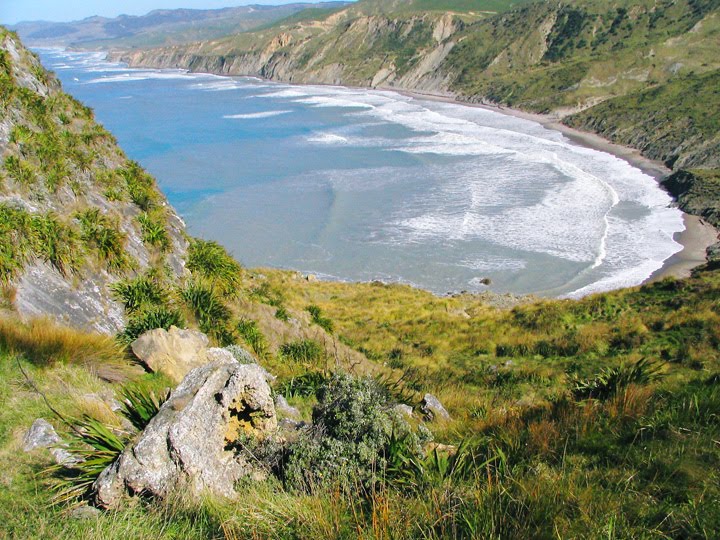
9, 3, 350, 50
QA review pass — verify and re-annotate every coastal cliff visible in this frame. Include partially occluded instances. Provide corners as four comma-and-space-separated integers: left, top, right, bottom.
114, 0, 720, 191
0, 29, 188, 333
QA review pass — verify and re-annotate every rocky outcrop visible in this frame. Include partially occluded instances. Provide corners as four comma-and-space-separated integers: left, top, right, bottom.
93, 350, 277, 508
131, 326, 210, 383
662, 169, 720, 228
420, 393, 450, 421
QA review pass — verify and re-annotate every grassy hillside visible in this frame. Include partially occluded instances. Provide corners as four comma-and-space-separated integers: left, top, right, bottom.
1, 13, 720, 540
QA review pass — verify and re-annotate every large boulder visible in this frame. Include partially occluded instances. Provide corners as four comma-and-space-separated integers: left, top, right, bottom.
420, 393, 451, 421
131, 326, 210, 383
93, 350, 277, 508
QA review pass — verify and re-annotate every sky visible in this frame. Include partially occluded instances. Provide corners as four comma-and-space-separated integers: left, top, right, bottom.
0, 1, 333, 25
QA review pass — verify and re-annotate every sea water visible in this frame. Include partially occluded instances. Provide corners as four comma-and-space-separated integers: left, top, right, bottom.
37, 49, 685, 297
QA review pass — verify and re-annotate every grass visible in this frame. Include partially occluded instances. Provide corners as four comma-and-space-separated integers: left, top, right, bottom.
0, 316, 123, 368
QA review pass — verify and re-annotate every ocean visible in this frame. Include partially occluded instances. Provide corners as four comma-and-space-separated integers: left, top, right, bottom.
37, 48, 685, 297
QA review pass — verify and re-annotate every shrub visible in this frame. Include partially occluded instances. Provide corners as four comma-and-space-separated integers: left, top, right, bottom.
236, 319, 268, 358
120, 306, 185, 345
571, 358, 663, 401
280, 339, 324, 364
76, 208, 130, 271
306, 305, 334, 333
118, 161, 158, 211
30, 213, 83, 275
281, 374, 418, 491
3, 155, 36, 185
276, 371, 330, 398
119, 383, 169, 431
181, 280, 232, 336
136, 212, 170, 251
275, 306, 290, 322
186, 239, 242, 297
111, 274, 167, 313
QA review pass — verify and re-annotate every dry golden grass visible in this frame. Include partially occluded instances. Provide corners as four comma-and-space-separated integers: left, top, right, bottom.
0, 316, 127, 373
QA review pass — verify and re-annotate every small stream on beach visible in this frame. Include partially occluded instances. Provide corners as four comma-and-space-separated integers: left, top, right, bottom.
38, 48, 685, 297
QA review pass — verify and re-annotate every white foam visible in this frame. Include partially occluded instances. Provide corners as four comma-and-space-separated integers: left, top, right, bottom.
307, 132, 350, 145
223, 110, 292, 119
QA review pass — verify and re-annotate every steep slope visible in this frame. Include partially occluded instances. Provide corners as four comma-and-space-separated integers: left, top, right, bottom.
0, 28, 188, 333
9, 3, 349, 50
116, 0, 720, 174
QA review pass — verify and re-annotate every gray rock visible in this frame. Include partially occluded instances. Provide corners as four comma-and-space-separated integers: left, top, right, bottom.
393, 404, 414, 418
278, 418, 306, 432
23, 418, 80, 465
23, 419, 61, 451
70, 505, 101, 520
93, 350, 277, 508
275, 395, 301, 419
420, 394, 451, 421
131, 326, 210, 383
215, 346, 276, 382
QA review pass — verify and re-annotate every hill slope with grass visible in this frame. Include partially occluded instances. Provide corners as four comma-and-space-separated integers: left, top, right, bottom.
0, 25, 719, 539
0, 28, 190, 333
116, 0, 720, 221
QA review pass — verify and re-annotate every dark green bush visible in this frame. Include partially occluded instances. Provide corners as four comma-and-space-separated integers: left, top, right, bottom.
186, 239, 242, 297
181, 280, 231, 337
281, 374, 420, 491
120, 306, 185, 345
76, 208, 130, 271
111, 274, 167, 313
280, 339, 324, 364
306, 304, 334, 333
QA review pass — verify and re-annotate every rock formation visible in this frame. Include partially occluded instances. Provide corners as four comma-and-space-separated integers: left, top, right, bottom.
94, 349, 277, 508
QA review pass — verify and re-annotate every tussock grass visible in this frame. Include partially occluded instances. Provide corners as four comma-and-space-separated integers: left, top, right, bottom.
0, 316, 123, 368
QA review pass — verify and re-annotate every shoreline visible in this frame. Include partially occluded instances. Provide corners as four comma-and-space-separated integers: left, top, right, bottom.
390, 87, 718, 285
85, 51, 720, 292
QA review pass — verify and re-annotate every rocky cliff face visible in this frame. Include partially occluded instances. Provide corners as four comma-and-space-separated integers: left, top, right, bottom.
115, 11, 461, 96
0, 29, 188, 334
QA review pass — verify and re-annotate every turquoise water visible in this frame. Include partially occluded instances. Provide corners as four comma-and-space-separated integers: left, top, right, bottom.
38, 49, 685, 297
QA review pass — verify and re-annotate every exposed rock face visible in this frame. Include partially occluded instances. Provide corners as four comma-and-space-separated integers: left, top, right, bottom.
23, 418, 61, 451
23, 418, 77, 465
131, 326, 210, 383
93, 351, 277, 508
15, 263, 126, 335
420, 393, 450, 421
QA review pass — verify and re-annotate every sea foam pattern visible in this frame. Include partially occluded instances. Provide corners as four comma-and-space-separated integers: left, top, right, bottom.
36, 49, 685, 297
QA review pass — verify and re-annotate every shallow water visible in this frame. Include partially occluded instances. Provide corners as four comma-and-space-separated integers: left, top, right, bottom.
38, 49, 684, 297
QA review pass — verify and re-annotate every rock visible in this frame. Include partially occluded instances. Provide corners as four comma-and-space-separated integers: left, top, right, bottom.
420, 394, 451, 421
70, 505, 101, 520
219, 346, 276, 382
23, 419, 61, 451
131, 326, 210, 383
23, 418, 80, 466
393, 404, 414, 418
275, 395, 301, 419
93, 351, 277, 508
